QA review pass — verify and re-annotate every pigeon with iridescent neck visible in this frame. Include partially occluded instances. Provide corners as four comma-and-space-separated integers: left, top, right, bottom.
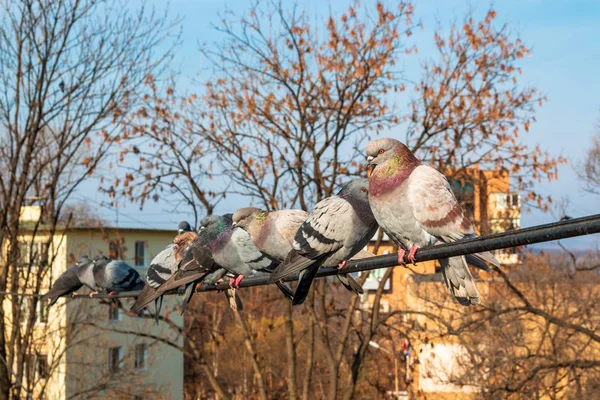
269, 179, 377, 305
365, 137, 500, 306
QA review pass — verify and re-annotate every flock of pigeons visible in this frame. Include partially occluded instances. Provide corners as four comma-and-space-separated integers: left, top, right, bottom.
42, 138, 500, 319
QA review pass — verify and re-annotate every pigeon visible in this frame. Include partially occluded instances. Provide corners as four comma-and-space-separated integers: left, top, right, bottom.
365, 138, 501, 306
136, 221, 196, 322
186, 214, 293, 298
89, 255, 145, 297
130, 229, 211, 314
75, 255, 97, 292
269, 179, 378, 304
42, 257, 87, 306
233, 207, 365, 302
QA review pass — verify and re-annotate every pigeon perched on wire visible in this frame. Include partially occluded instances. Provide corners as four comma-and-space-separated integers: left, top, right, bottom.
75, 255, 97, 292
181, 214, 293, 300
42, 256, 87, 306
233, 207, 365, 301
269, 179, 378, 305
130, 228, 210, 314
136, 221, 195, 322
89, 255, 144, 297
365, 138, 500, 306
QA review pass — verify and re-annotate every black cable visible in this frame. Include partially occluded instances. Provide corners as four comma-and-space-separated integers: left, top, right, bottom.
63, 213, 600, 299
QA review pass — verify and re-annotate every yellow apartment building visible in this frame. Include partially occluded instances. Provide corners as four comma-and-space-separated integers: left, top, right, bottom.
362, 167, 521, 398
6, 207, 184, 399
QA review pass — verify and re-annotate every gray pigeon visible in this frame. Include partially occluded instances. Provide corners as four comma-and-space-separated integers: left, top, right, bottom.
365, 138, 500, 306
90, 255, 145, 297
233, 207, 366, 302
270, 179, 378, 305
75, 255, 97, 292
180, 214, 292, 301
42, 257, 86, 306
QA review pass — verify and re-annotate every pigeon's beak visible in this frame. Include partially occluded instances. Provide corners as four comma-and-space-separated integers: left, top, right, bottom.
232, 221, 237, 227
178, 229, 184, 235
366, 156, 375, 177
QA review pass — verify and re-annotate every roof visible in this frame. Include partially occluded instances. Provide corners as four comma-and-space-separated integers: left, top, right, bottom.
18, 222, 176, 234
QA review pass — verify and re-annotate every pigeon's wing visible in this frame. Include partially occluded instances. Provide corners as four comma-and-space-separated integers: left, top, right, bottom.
106, 261, 144, 292
146, 245, 177, 288
230, 228, 276, 271
178, 240, 217, 274
130, 247, 214, 314
272, 210, 310, 246
270, 251, 323, 282
294, 196, 352, 258
42, 266, 83, 306
408, 165, 500, 267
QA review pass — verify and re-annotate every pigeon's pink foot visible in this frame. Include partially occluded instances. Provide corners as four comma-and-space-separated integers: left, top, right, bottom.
89, 291, 98, 298
216, 278, 224, 284
407, 245, 419, 265
234, 274, 245, 289
195, 282, 203, 292
71, 292, 78, 297
338, 260, 348, 270
108, 291, 116, 296
397, 248, 407, 266
229, 277, 236, 289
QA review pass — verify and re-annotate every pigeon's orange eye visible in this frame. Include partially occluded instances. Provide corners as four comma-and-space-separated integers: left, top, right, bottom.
378, 149, 385, 154
361, 187, 367, 193
241, 216, 247, 220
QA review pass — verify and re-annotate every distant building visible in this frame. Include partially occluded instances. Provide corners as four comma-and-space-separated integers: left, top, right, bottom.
6, 207, 184, 399
361, 168, 521, 397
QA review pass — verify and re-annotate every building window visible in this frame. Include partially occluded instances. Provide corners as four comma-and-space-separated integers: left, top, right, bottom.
19, 241, 50, 268
37, 354, 49, 380
38, 301, 48, 323
108, 347, 122, 374
134, 241, 146, 267
135, 344, 147, 370
108, 303, 120, 322
495, 193, 520, 209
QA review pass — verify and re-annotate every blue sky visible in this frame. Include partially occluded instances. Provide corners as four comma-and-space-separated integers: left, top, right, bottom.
83, 0, 600, 248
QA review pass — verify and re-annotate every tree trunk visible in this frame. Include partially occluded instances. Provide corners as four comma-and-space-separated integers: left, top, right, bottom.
302, 314, 315, 400
284, 302, 298, 400
233, 310, 267, 400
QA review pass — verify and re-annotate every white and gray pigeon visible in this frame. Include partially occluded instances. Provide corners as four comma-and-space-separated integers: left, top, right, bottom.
90, 255, 145, 297
270, 179, 378, 305
365, 137, 500, 306
130, 229, 207, 314
42, 256, 87, 306
137, 221, 195, 322
233, 207, 365, 302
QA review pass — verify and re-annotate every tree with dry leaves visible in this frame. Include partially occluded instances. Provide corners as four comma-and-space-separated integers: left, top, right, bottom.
0, 0, 178, 397
115, 2, 567, 399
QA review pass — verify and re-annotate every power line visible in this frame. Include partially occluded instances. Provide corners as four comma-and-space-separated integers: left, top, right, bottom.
60, 213, 600, 299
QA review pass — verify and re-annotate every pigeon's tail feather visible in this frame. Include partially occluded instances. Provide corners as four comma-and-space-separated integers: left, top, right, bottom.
472, 250, 501, 268
154, 296, 163, 325
465, 254, 491, 272
41, 289, 64, 307
439, 256, 480, 306
224, 288, 243, 311
292, 265, 320, 305
275, 281, 294, 300
270, 251, 317, 282
336, 274, 364, 295
130, 284, 159, 314
180, 283, 195, 315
